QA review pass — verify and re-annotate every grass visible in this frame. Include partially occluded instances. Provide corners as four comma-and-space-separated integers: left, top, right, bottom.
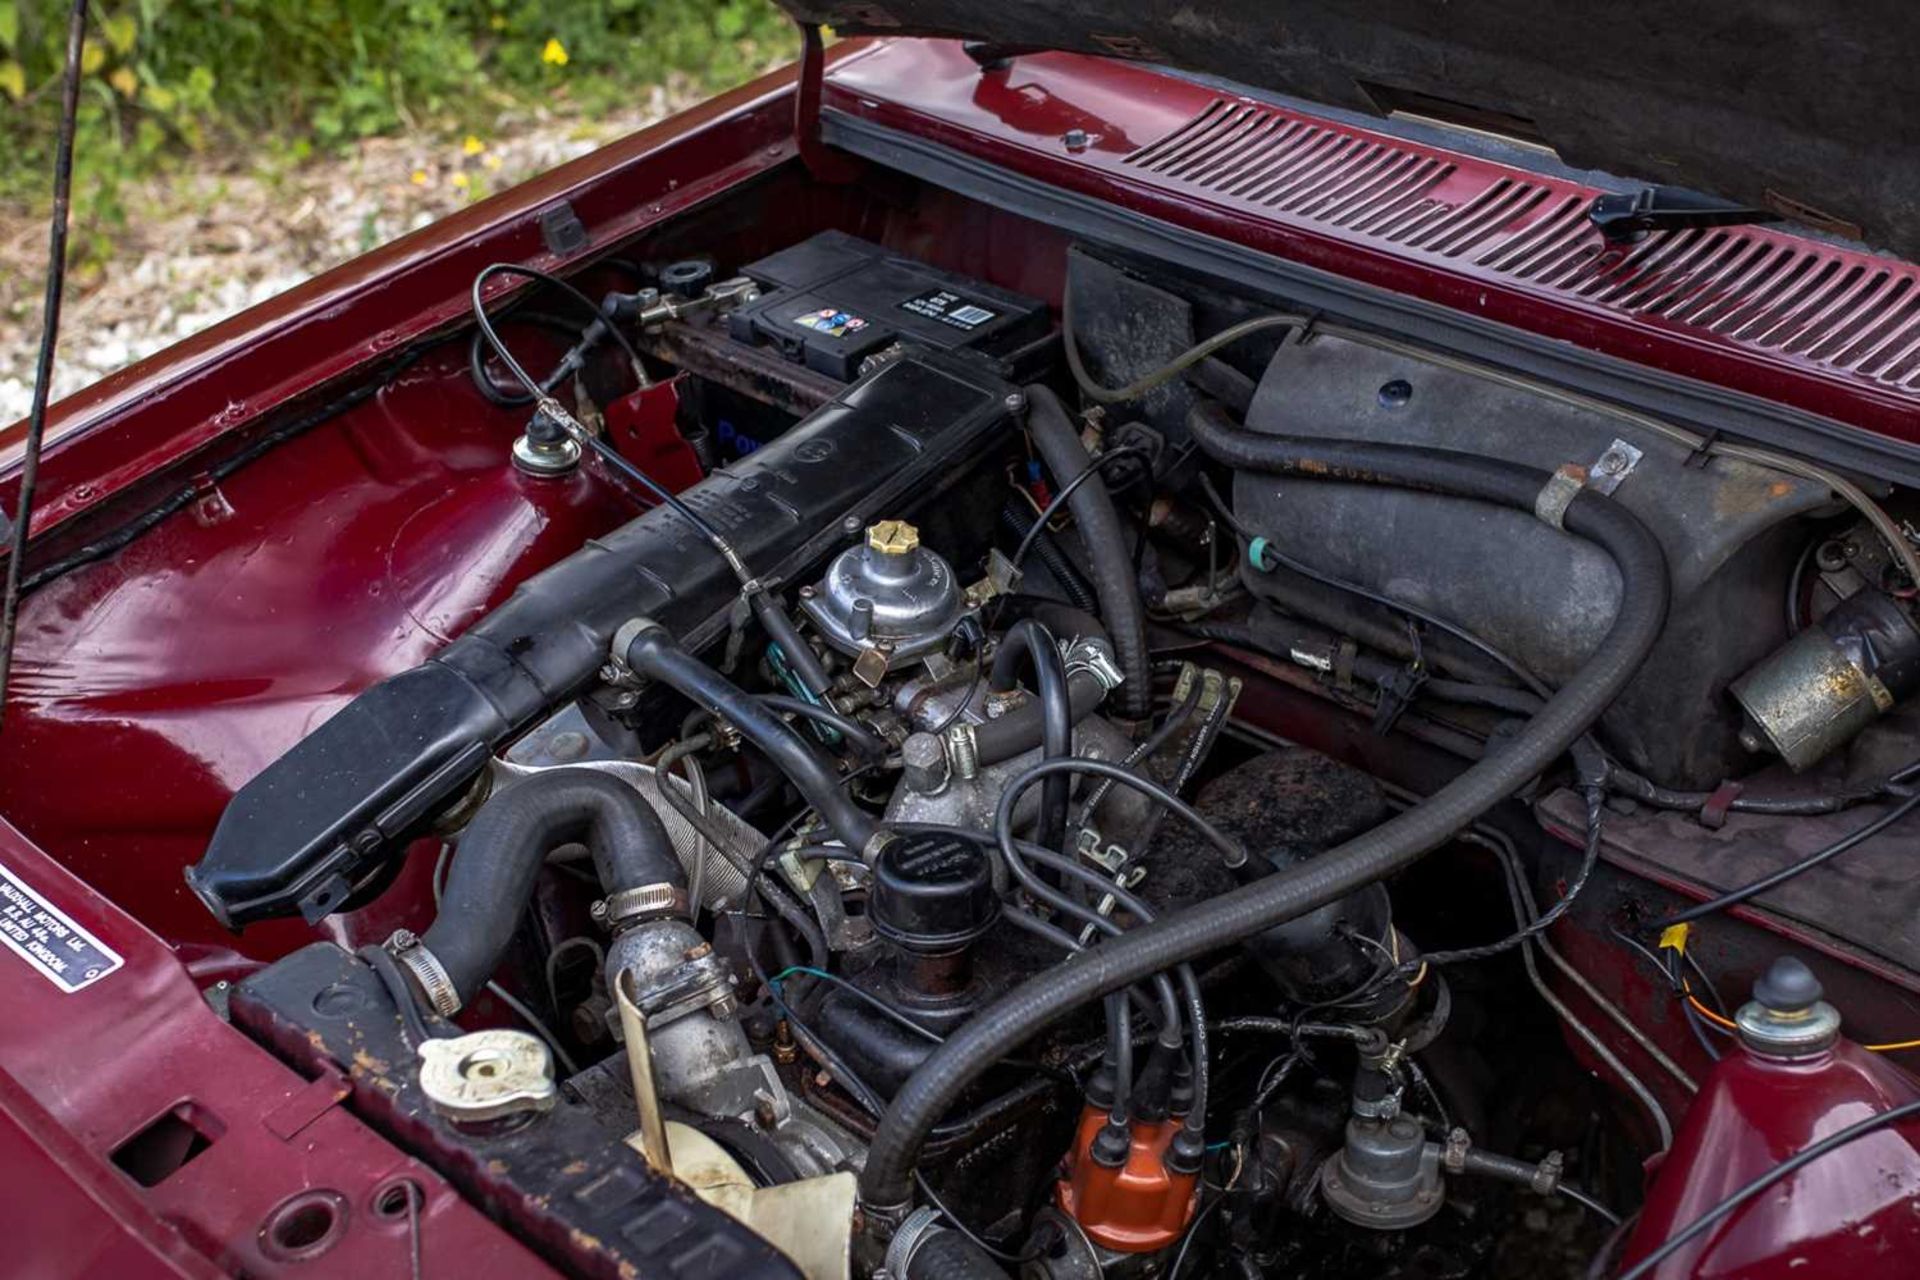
0, 1, 795, 263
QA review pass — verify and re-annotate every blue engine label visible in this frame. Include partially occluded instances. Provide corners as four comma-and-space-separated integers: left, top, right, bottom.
0, 860, 123, 993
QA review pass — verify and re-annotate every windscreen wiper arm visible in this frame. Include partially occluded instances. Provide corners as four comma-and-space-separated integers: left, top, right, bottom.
1588, 185, 1781, 244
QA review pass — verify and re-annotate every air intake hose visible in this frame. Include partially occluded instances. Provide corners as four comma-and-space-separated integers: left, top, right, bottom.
422, 767, 685, 1007
856, 400, 1670, 1213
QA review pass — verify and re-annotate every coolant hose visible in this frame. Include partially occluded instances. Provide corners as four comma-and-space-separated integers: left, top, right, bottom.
970, 670, 1106, 766
987, 619, 1074, 850
423, 767, 684, 1007
624, 622, 879, 854
856, 401, 1670, 1213
1023, 385, 1152, 720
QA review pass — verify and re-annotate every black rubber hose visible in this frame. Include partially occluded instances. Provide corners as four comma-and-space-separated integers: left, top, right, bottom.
423, 768, 684, 1006
759, 694, 890, 760
986, 619, 1075, 848
999, 501, 1099, 613
856, 401, 1670, 1211
750, 587, 835, 701
971, 674, 1105, 766
903, 1228, 1008, 1279
993, 595, 1108, 644
624, 622, 879, 853
1024, 385, 1152, 720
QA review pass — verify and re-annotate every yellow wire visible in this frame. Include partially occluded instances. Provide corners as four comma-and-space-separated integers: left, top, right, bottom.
1680, 978, 1919, 1051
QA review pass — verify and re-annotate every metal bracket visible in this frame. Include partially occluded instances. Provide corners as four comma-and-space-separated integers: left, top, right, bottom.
1588, 438, 1644, 496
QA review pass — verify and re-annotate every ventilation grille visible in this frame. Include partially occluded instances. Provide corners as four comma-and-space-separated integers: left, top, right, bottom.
1125, 101, 1920, 395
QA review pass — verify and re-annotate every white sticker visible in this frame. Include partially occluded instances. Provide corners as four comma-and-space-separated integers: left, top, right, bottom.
0, 860, 123, 993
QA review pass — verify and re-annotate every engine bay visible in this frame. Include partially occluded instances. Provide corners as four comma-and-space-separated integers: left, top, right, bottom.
12, 160, 1920, 1279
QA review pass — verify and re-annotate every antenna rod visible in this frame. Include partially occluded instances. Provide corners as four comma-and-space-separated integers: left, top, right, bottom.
0, 0, 89, 725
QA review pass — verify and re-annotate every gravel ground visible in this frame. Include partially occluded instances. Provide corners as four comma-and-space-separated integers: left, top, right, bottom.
0, 80, 702, 426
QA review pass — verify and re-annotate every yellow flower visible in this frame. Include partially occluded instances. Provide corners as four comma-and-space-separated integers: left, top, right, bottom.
450, 172, 471, 191
541, 38, 569, 67
482, 153, 503, 171
410, 169, 430, 186
462, 135, 485, 157
489, 14, 507, 30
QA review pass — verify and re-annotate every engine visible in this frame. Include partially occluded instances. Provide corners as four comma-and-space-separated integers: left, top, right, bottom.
190, 232, 1920, 1279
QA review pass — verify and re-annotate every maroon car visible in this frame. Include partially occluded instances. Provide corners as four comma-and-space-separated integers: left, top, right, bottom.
4, 5, 1919, 1278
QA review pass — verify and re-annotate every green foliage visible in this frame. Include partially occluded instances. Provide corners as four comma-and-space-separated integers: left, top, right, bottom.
0, 0, 792, 232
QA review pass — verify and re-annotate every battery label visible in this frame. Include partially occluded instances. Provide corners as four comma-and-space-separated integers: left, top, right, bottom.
0, 860, 122, 993
900, 289, 999, 331
792, 307, 869, 338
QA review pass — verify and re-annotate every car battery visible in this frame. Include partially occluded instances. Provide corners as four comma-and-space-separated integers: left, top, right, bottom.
728, 230, 1051, 380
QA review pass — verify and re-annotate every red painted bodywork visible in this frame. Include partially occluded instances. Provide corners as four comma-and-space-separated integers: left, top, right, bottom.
1622, 1036, 1920, 1277
2, 31, 1918, 1279
0, 817, 556, 1276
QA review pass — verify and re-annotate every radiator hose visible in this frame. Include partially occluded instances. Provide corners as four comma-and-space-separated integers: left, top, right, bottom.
423, 767, 685, 1007
856, 400, 1670, 1214
1024, 385, 1152, 721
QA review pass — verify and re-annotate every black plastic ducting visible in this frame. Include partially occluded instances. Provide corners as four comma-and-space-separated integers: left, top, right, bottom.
189, 351, 1014, 927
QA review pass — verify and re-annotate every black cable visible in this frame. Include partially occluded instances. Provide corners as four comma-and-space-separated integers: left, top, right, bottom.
468, 310, 603, 407
469, 262, 645, 388
19, 343, 432, 596
771, 965, 942, 1045
758, 695, 890, 760
993, 756, 1248, 875
1658, 789, 1920, 927
998, 500, 1098, 612
913, 1171, 1043, 1266
1616, 1099, 1920, 1280
1074, 673, 1204, 828
989, 618, 1076, 852
1394, 784, 1606, 976
469, 263, 752, 584
1166, 1193, 1225, 1279
1007, 445, 1153, 575
988, 761, 1235, 1140
0, 0, 88, 724
1606, 757, 1920, 818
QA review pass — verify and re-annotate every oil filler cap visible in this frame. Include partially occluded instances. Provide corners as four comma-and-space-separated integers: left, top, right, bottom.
1738, 956, 1840, 1057
870, 831, 998, 955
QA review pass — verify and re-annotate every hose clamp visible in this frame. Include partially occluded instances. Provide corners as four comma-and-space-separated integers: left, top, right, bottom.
1533, 463, 1588, 530
386, 929, 462, 1018
882, 1206, 946, 1278
1062, 635, 1125, 692
593, 883, 690, 931
606, 617, 661, 685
